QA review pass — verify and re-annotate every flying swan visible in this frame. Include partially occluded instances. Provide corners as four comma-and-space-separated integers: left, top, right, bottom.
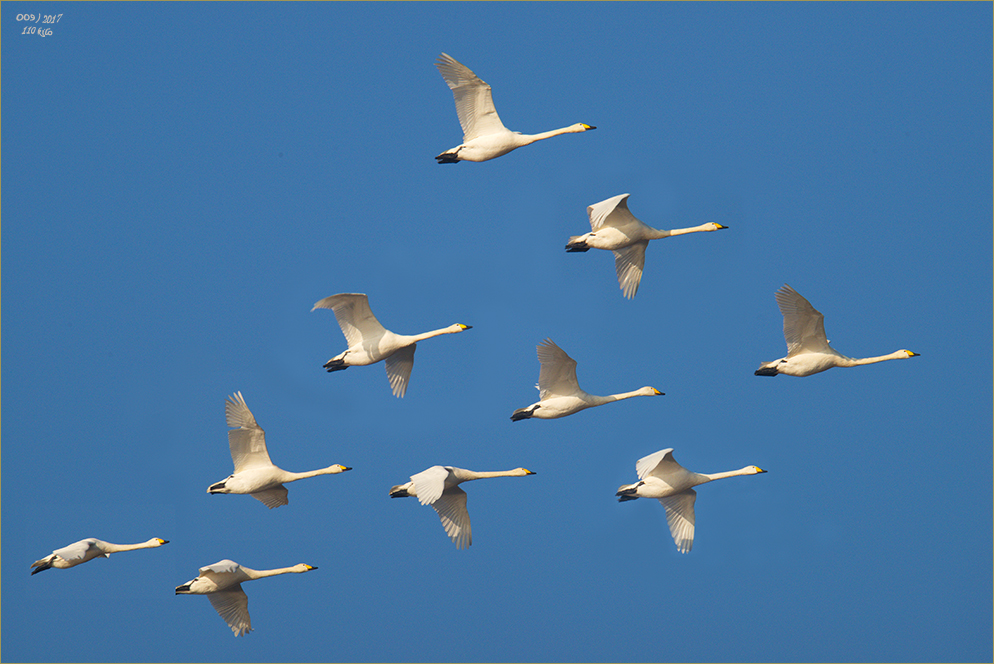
208, 391, 351, 508
390, 465, 536, 549
434, 53, 596, 163
175, 559, 317, 636
31, 537, 168, 575
566, 194, 727, 299
511, 338, 662, 421
312, 293, 471, 398
755, 284, 920, 377
617, 448, 766, 553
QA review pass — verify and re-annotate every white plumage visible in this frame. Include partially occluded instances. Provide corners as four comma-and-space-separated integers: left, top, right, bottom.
755, 284, 920, 377
390, 465, 535, 549
175, 559, 317, 637
30, 537, 168, 575
511, 338, 662, 420
617, 448, 766, 553
434, 53, 595, 163
313, 293, 471, 398
566, 194, 727, 299
207, 392, 351, 508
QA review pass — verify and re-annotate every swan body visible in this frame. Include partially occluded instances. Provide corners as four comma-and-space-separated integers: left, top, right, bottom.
175, 559, 317, 636
617, 448, 766, 553
208, 392, 351, 508
312, 293, 471, 398
755, 284, 920, 377
31, 537, 168, 575
390, 465, 535, 549
434, 53, 596, 163
511, 338, 662, 421
566, 194, 727, 299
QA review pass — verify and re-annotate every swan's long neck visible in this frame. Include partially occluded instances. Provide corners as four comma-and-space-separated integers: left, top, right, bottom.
241, 566, 300, 581
697, 467, 756, 483
281, 466, 344, 482
410, 325, 466, 343
450, 468, 530, 484
521, 125, 584, 144
654, 223, 716, 238
594, 389, 653, 405
464, 469, 524, 480
840, 351, 909, 367
100, 540, 159, 553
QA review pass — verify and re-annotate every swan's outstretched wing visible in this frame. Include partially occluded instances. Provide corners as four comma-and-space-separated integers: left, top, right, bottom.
225, 392, 274, 472
536, 339, 581, 399
250, 486, 289, 509
410, 465, 450, 506
312, 293, 387, 348
384, 344, 416, 398
636, 448, 687, 482
775, 284, 831, 356
431, 486, 472, 549
613, 244, 647, 300
587, 193, 636, 231
52, 539, 100, 562
659, 489, 696, 554
207, 585, 253, 637
435, 53, 507, 142
200, 559, 242, 579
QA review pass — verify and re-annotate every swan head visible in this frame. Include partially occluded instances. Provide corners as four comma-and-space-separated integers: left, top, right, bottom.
447, 323, 472, 333
329, 464, 352, 473
640, 387, 664, 396
149, 538, 170, 547
573, 123, 596, 132
899, 350, 920, 358
293, 564, 318, 573
745, 466, 767, 475
705, 222, 727, 231
515, 468, 537, 476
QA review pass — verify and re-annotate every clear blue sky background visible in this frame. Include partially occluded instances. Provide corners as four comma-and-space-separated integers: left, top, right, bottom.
3, 3, 991, 662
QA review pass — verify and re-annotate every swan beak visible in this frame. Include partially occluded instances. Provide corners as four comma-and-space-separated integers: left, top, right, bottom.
339, 465, 353, 472
653, 388, 664, 395
524, 469, 536, 475
713, 223, 728, 229
305, 565, 318, 571
582, 124, 596, 130
907, 351, 920, 357
158, 539, 170, 545
756, 467, 768, 473
459, 324, 473, 330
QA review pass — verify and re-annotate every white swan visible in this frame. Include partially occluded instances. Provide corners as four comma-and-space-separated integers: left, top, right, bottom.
617, 448, 766, 553
175, 559, 317, 636
755, 284, 920, 377
389, 465, 535, 549
312, 293, 471, 398
31, 537, 168, 575
208, 392, 351, 508
511, 338, 662, 421
434, 53, 596, 163
566, 194, 727, 299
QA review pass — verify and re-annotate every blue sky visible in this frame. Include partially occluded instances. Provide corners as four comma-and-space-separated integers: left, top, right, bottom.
2, 2, 991, 662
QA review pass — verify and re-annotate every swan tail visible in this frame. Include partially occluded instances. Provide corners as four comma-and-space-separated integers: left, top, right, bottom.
208, 479, 229, 494
754, 364, 779, 377
510, 406, 536, 422
30, 559, 54, 575
323, 358, 349, 372
435, 150, 460, 164
389, 484, 412, 498
174, 582, 193, 594
565, 236, 590, 252
616, 483, 640, 501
